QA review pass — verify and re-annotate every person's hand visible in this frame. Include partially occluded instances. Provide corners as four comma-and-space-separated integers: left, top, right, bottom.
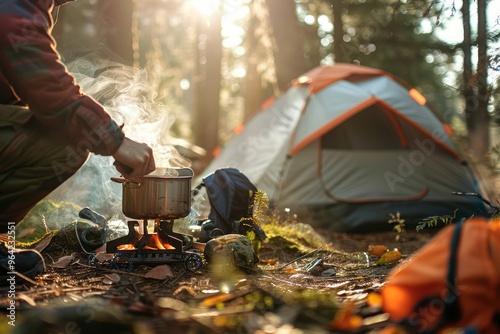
112, 137, 156, 178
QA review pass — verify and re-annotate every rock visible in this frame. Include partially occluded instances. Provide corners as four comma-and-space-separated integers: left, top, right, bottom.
203, 234, 259, 272
321, 268, 336, 277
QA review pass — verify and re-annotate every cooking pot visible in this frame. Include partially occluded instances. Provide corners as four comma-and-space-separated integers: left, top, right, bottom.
111, 167, 194, 219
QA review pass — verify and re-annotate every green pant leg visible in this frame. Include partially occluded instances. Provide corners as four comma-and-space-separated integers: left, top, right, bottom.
0, 106, 89, 227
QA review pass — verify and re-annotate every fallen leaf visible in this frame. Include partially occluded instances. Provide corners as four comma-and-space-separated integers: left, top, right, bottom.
102, 273, 121, 285
66, 293, 83, 301
95, 252, 114, 262
259, 258, 278, 265
52, 255, 74, 268
377, 250, 402, 265
94, 244, 106, 254
33, 234, 54, 252
102, 278, 113, 285
18, 293, 36, 306
200, 293, 236, 308
366, 291, 383, 308
282, 268, 297, 274
144, 264, 174, 280
17, 228, 35, 239
368, 244, 389, 257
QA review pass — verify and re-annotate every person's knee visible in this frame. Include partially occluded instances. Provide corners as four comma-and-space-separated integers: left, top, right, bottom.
49, 145, 90, 183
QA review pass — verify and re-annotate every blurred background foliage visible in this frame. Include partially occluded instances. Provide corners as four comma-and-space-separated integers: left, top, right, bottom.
52, 0, 500, 168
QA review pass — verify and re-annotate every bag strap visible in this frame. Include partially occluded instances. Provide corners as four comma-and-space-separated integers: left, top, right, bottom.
439, 219, 463, 324
401, 221, 465, 333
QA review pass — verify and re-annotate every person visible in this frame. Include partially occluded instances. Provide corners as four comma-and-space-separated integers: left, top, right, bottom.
0, 0, 156, 282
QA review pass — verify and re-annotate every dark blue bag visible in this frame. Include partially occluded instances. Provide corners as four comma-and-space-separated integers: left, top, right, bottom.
197, 168, 267, 242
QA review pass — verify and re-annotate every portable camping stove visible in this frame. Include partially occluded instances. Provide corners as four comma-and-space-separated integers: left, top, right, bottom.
104, 219, 204, 272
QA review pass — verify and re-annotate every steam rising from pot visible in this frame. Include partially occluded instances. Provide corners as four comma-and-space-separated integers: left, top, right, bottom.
46, 52, 191, 222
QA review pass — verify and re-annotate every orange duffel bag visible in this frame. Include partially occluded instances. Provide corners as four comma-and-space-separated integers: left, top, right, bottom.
381, 218, 500, 333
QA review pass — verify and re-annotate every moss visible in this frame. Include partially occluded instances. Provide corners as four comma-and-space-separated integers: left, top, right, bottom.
16, 200, 82, 242
43, 220, 103, 256
261, 219, 333, 254
16, 220, 103, 257
13, 200, 106, 256
16, 231, 57, 249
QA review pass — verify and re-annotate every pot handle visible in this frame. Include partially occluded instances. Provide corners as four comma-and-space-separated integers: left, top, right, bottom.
110, 177, 141, 188
110, 177, 126, 184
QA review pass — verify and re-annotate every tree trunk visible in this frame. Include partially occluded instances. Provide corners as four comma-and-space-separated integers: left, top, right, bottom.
243, 1, 266, 121
332, 0, 347, 63
192, 11, 222, 158
243, 53, 265, 121
463, 0, 490, 158
462, 0, 479, 156
99, 0, 134, 64
265, 0, 307, 91
471, 0, 490, 157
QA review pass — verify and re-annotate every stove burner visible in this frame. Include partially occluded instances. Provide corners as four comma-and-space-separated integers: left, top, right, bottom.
105, 220, 203, 272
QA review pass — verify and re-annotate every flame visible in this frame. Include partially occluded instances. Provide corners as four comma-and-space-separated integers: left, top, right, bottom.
117, 233, 175, 251
147, 234, 176, 250
117, 244, 136, 250
149, 233, 166, 250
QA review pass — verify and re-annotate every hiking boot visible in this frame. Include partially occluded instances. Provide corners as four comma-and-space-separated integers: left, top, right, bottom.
0, 242, 45, 285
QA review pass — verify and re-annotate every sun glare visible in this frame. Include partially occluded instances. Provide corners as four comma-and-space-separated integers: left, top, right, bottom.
191, 0, 220, 16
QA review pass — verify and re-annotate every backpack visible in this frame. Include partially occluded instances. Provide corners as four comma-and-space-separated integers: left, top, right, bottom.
381, 218, 500, 333
196, 167, 267, 243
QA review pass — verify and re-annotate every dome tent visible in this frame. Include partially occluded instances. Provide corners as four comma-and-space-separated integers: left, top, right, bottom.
197, 63, 488, 232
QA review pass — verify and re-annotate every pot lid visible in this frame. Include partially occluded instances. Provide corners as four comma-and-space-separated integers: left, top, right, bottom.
147, 167, 194, 178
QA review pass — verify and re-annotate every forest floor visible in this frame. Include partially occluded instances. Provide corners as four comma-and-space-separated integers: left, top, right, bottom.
0, 218, 443, 334
1, 144, 500, 334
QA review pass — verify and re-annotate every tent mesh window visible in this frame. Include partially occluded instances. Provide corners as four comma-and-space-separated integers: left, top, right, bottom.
321, 105, 406, 150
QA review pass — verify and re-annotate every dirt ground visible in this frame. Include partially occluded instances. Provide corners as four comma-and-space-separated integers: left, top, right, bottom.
1, 144, 498, 334
0, 223, 438, 334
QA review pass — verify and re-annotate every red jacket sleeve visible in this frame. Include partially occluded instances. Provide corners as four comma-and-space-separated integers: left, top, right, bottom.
0, 1, 124, 156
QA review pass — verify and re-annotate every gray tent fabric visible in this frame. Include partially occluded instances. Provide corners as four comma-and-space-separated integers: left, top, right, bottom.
197, 64, 489, 232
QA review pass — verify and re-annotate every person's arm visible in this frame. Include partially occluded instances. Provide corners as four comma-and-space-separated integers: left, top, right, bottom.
0, 1, 155, 177
0, 1, 122, 156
